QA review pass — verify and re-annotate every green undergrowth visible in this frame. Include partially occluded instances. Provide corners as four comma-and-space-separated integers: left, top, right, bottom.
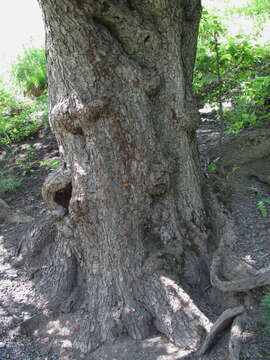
0, 46, 49, 197
261, 293, 270, 335
248, 186, 270, 217
236, 0, 270, 17
11, 46, 47, 97
0, 171, 22, 197
0, 88, 48, 195
194, 6, 270, 134
256, 199, 270, 217
0, 88, 48, 145
0, 45, 48, 146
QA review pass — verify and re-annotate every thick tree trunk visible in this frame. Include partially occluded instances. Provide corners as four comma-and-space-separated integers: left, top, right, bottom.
38, 0, 214, 354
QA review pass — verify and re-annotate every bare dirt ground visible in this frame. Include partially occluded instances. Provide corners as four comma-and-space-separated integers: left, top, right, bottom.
0, 130, 61, 359
0, 119, 270, 360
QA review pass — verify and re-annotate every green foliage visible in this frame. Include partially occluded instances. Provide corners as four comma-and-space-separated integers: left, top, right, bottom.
225, 74, 270, 133
261, 293, 270, 334
237, 0, 270, 17
194, 10, 226, 103
25, 146, 37, 161
247, 187, 270, 216
11, 47, 47, 97
194, 8, 270, 133
225, 165, 240, 180
16, 146, 38, 176
256, 199, 270, 217
39, 159, 61, 169
0, 172, 22, 196
0, 47, 48, 145
198, 9, 226, 42
0, 87, 47, 144
224, 98, 257, 134
207, 159, 218, 172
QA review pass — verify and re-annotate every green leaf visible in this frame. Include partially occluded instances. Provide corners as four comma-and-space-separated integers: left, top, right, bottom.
207, 160, 218, 172
256, 200, 269, 217
220, 54, 232, 62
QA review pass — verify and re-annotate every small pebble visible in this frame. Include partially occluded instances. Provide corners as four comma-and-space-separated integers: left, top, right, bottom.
0, 342, 6, 348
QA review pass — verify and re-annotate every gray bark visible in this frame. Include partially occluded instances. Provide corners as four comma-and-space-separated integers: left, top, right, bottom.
37, 0, 217, 354
199, 306, 245, 355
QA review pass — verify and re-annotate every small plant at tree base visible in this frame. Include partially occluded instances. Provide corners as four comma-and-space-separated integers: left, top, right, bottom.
256, 199, 270, 217
16, 160, 36, 176
39, 159, 61, 169
247, 187, 270, 216
207, 159, 218, 172
247, 186, 261, 195
226, 165, 240, 180
261, 293, 270, 335
16, 146, 38, 176
25, 146, 37, 161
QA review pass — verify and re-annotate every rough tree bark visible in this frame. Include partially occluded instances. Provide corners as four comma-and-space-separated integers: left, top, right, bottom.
37, 0, 226, 355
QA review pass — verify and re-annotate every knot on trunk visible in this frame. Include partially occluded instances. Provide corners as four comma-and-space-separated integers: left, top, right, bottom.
78, 97, 111, 128
51, 98, 83, 135
51, 96, 111, 134
144, 74, 161, 97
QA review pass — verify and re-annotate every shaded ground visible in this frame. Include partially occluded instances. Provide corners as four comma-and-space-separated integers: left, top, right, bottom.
0, 119, 270, 359
198, 117, 270, 277
0, 130, 60, 359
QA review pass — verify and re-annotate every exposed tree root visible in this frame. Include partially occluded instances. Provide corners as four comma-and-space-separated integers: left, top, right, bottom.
38, 238, 78, 310
207, 128, 270, 167
211, 252, 270, 292
12, 132, 270, 358
88, 336, 194, 360
228, 314, 246, 360
199, 306, 245, 355
16, 218, 56, 266
141, 274, 212, 351
208, 187, 270, 293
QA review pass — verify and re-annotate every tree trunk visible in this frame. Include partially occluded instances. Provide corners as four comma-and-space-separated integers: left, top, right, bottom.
38, 0, 214, 354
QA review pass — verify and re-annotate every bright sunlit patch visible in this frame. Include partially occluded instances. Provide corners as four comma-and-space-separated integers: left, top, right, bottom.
203, 0, 251, 12
0, 0, 44, 75
203, 0, 270, 45
46, 320, 72, 336
160, 275, 212, 331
